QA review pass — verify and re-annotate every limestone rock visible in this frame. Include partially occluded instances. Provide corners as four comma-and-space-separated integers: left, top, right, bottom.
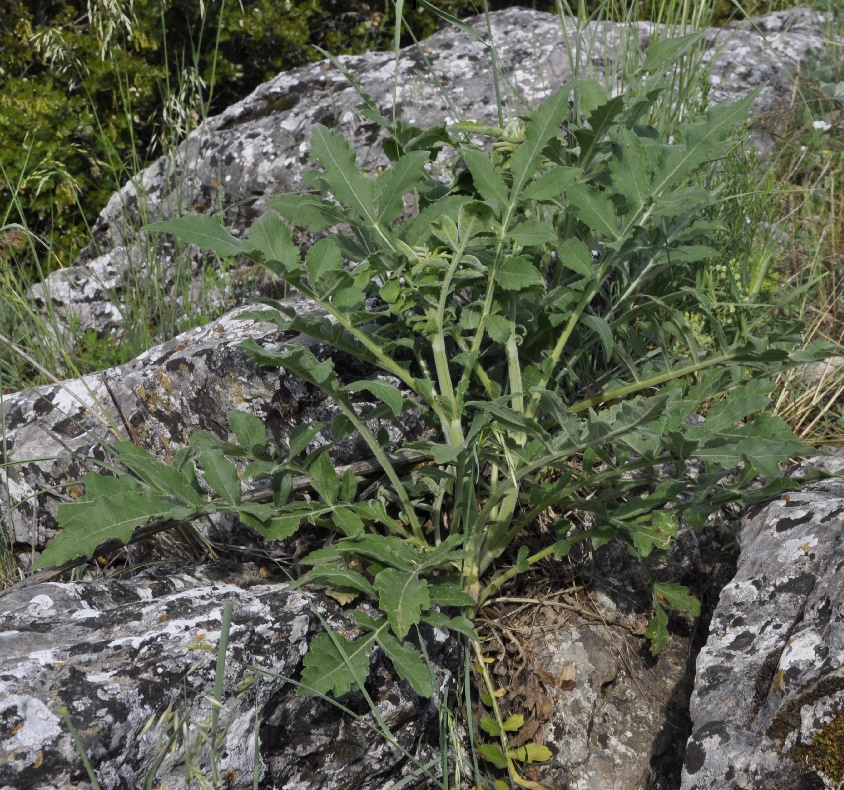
33, 7, 831, 340
682, 449, 844, 789
0, 564, 451, 790
0, 301, 422, 557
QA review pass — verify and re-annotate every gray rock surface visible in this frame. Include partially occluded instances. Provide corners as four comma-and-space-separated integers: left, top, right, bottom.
32, 7, 831, 341
0, 564, 451, 789
682, 450, 844, 789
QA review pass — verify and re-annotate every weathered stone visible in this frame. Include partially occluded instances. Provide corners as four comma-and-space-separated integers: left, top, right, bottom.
0, 564, 452, 789
0, 301, 422, 556
682, 449, 844, 789
32, 7, 831, 340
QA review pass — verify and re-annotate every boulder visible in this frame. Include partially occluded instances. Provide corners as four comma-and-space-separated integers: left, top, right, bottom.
478, 521, 739, 790
682, 450, 844, 789
0, 300, 423, 560
31, 7, 831, 341
0, 564, 452, 790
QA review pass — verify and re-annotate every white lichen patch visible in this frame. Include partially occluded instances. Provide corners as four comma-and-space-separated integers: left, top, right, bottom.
779, 630, 825, 671
776, 534, 818, 563
0, 695, 61, 759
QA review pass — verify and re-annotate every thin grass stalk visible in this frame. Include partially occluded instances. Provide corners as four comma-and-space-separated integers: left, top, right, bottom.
209, 599, 233, 787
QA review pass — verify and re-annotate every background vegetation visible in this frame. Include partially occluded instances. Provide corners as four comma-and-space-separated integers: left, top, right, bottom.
0, 0, 809, 273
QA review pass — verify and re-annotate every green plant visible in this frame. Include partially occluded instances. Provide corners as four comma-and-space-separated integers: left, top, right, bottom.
31, 22, 831, 787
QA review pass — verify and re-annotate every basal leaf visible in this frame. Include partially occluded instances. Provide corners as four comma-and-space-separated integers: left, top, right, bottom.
145, 215, 246, 258
245, 211, 299, 269
309, 124, 378, 228
375, 150, 429, 226
462, 148, 509, 216
374, 568, 430, 639
567, 183, 619, 239
200, 450, 241, 505
375, 630, 435, 697
507, 220, 558, 247
299, 631, 375, 697
495, 256, 544, 291
227, 410, 267, 454
35, 475, 197, 569
344, 379, 405, 418
519, 166, 582, 201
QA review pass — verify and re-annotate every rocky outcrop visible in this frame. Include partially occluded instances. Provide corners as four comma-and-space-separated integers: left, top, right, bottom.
682, 451, 844, 789
5, 7, 844, 790
0, 526, 737, 790
31, 7, 831, 341
0, 564, 452, 790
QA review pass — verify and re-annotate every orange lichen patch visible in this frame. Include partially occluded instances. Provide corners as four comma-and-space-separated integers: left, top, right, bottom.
157, 371, 173, 393
66, 485, 84, 500
159, 614, 168, 622
32, 752, 43, 769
